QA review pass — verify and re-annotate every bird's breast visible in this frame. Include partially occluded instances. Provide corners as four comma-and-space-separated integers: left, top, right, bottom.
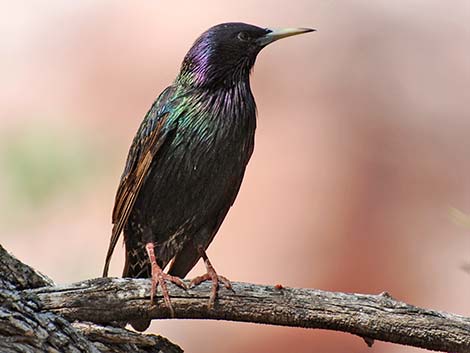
134, 85, 257, 242
175, 93, 256, 181
159, 87, 256, 210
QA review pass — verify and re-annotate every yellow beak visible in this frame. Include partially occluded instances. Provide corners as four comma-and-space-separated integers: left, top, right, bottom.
257, 27, 316, 46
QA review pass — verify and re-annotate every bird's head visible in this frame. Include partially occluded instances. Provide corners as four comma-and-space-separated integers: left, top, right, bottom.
177, 22, 315, 88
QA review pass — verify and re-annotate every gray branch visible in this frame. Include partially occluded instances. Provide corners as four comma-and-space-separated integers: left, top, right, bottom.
32, 277, 470, 353
2, 244, 470, 353
0, 245, 182, 353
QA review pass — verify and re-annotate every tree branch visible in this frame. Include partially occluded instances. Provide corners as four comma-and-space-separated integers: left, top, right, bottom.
30, 277, 470, 352
0, 245, 182, 353
2, 244, 469, 352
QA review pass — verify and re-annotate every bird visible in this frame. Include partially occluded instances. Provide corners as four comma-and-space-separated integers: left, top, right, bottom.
102, 22, 314, 331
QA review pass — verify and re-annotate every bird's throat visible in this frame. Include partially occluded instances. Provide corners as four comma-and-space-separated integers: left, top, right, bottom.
177, 54, 253, 90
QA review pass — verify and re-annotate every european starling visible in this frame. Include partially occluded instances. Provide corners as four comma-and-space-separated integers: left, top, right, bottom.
103, 22, 314, 331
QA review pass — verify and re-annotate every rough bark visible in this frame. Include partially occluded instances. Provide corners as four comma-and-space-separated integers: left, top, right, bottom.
2, 244, 470, 352
30, 277, 470, 352
0, 245, 182, 353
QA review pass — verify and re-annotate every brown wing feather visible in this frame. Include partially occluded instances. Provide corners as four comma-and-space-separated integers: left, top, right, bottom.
102, 113, 170, 276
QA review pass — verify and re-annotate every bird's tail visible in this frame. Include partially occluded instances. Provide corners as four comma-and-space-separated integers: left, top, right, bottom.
122, 239, 151, 279
122, 236, 153, 332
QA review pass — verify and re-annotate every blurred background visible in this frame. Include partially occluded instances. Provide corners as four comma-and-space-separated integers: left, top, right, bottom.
1, 0, 469, 352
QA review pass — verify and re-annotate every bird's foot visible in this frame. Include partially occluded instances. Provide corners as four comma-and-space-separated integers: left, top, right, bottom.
189, 256, 232, 309
146, 243, 186, 317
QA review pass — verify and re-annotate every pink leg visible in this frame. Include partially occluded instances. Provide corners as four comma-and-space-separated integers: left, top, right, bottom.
145, 242, 186, 316
189, 247, 232, 309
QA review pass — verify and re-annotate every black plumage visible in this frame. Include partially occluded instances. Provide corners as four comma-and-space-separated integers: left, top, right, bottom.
103, 22, 314, 331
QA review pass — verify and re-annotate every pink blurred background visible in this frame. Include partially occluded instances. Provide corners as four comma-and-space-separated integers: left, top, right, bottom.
1, 1, 469, 352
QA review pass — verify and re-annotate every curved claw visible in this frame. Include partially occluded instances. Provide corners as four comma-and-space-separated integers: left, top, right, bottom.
146, 242, 186, 317
150, 269, 186, 316
189, 255, 232, 309
217, 275, 232, 290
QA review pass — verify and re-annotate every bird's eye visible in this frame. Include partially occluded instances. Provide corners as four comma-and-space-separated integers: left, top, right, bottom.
237, 31, 250, 41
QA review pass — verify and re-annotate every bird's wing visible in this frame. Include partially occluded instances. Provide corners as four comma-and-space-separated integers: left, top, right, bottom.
102, 87, 177, 277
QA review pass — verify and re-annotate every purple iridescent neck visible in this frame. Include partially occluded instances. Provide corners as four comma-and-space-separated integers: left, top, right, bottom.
176, 33, 254, 88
